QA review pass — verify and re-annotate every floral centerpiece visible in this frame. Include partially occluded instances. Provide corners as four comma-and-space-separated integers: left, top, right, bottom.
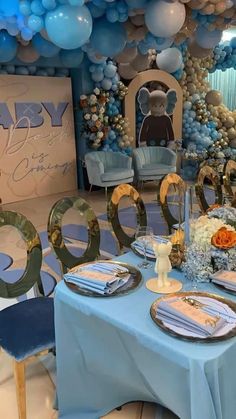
182, 205, 236, 282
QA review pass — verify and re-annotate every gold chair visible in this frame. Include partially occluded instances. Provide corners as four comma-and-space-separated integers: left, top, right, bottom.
195, 165, 223, 213
159, 173, 186, 234
0, 211, 55, 419
107, 184, 147, 253
47, 196, 100, 274
223, 160, 236, 206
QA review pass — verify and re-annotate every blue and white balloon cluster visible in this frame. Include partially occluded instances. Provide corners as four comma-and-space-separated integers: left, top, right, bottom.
0, 64, 69, 76
182, 98, 215, 152
89, 60, 120, 91
210, 38, 236, 72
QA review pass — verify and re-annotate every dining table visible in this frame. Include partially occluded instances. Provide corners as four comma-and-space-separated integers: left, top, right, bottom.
54, 251, 236, 419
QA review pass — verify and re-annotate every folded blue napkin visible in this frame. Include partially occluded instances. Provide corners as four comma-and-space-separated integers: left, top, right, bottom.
210, 271, 236, 292
156, 297, 226, 337
132, 235, 169, 258
64, 262, 130, 295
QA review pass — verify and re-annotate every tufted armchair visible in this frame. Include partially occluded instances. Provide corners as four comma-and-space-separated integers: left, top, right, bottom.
132, 146, 177, 185
85, 151, 134, 193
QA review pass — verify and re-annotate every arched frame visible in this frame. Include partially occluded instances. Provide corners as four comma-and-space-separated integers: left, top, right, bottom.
124, 69, 183, 147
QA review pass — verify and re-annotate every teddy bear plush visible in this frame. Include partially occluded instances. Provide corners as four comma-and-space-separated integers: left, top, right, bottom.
137, 87, 177, 148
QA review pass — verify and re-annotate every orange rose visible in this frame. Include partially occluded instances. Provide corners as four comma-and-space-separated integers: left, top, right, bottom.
206, 204, 222, 213
211, 227, 236, 249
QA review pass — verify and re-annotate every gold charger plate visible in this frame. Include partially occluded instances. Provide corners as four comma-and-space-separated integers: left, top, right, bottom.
211, 281, 236, 296
150, 291, 236, 342
64, 260, 142, 297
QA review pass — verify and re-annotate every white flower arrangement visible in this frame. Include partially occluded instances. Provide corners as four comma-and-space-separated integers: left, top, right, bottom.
190, 215, 235, 251
84, 113, 91, 120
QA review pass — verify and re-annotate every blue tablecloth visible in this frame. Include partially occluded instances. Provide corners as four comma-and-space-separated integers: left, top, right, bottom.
54, 252, 236, 419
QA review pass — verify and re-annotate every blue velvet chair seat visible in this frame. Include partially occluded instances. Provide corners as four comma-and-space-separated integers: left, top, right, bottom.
85, 151, 134, 189
101, 168, 134, 182
0, 297, 55, 361
133, 146, 177, 182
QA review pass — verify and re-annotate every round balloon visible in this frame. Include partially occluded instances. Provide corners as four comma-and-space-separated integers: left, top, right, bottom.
205, 90, 223, 107
118, 63, 137, 80
115, 46, 137, 63
0, 0, 19, 15
90, 18, 126, 57
156, 47, 183, 73
60, 48, 84, 67
131, 53, 149, 71
0, 31, 17, 62
187, 39, 212, 58
195, 28, 222, 49
145, 0, 186, 38
32, 33, 60, 57
17, 44, 40, 63
45, 5, 92, 49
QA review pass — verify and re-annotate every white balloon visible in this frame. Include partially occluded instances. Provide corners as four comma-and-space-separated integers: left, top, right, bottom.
156, 47, 183, 73
145, 0, 186, 38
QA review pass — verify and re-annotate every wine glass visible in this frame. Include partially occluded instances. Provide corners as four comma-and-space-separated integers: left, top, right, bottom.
135, 226, 154, 269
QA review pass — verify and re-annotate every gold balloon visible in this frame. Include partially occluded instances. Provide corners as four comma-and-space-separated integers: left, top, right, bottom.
205, 90, 222, 106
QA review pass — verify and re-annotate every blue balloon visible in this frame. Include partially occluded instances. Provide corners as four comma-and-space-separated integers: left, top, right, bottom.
91, 71, 104, 82
19, 0, 31, 16
42, 0, 57, 10
28, 65, 37, 74
31, 0, 46, 16
15, 66, 29, 75
87, 3, 105, 18
104, 63, 117, 78
32, 33, 60, 57
28, 15, 44, 32
45, 5, 92, 49
106, 8, 119, 23
46, 67, 56, 76
90, 18, 126, 57
60, 48, 84, 67
36, 69, 48, 76
21, 27, 33, 41
0, 0, 19, 15
125, 0, 147, 7
0, 31, 17, 63
5, 65, 15, 74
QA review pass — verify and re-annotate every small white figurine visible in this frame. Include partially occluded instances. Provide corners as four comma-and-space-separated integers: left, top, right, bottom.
153, 241, 172, 288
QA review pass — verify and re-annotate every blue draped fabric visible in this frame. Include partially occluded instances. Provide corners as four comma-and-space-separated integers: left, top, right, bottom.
208, 69, 236, 111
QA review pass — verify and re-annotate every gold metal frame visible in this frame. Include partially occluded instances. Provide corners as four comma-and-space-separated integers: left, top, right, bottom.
0, 211, 42, 298
159, 173, 186, 233
47, 196, 100, 274
107, 184, 147, 252
223, 160, 236, 206
195, 165, 223, 213
150, 291, 236, 342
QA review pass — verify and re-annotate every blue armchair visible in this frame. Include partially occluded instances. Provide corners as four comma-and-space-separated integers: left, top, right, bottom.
132, 146, 177, 185
85, 151, 134, 193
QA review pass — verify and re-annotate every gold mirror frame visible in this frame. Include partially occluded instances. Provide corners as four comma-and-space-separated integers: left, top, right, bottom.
48, 197, 100, 274
107, 184, 147, 251
195, 165, 223, 213
159, 173, 186, 232
223, 160, 236, 206
0, 211, 42, 298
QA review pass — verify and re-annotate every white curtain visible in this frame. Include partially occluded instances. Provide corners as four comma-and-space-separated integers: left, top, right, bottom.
208, 68, 236, 111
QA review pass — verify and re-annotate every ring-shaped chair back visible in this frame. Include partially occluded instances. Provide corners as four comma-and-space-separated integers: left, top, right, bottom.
0, 211, 42, 299
195, 165, 223, 213
48, 196, 100, 274
159, 173, 186, 233
223, 160, 236, 206
107, 184, 147, 252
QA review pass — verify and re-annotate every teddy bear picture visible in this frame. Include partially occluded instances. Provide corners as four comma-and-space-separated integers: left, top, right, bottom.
137, 87, 177, 148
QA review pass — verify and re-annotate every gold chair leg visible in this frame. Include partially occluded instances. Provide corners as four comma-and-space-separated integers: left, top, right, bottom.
13, 360, 26, 419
